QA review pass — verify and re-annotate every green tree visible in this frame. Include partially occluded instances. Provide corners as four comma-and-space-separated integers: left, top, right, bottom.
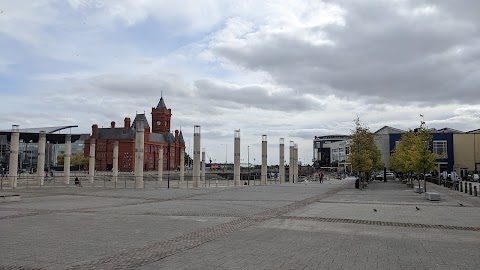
71, 152, 88, 170
349, 118, 383, 188
57, 154, 65, 165
390, 131, 417, 179
390, 122, 438, 192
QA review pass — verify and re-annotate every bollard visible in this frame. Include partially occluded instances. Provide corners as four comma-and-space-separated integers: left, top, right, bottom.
464, 182, 468, 194
460, 182, 463, 192
469, 183, 472, 195
474, 186, 478, 196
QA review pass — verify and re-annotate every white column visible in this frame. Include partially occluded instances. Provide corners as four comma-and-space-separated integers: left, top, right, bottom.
180, 149, 185, 181
234, 130, 241, 186
8, 125, 20, 188
89, 139, 95, 184
158, 148, 163, 182
201, 148, 206, 185
64, 134, 71, 185
261, 135, 267, 185
193, 125, 201, 188
289, 141, 294, 183
293, 144, 298, 183
37, 131, 46, 186
279, 138, 285, 184
134, 119, 144, 188
112, 141, 118, 182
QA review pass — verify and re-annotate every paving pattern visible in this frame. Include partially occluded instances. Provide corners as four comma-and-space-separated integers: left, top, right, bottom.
1, 178, 479, 270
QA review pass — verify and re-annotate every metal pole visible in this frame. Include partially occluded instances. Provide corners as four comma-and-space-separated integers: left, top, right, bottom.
168, 143, 170, 189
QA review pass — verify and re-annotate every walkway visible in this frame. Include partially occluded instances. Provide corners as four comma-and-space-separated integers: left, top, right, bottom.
1, 178, 479, 269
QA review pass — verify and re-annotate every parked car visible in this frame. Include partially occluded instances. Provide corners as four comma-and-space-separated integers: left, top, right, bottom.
374, 172, 395, 180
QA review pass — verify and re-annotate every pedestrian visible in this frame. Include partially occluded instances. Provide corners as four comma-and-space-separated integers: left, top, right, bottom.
74, 177, 82, 187
319, 172, 324, 183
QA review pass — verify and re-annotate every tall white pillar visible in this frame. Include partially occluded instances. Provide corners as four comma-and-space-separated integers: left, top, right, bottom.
201, 148, 206, 185
37, 131, 46, 186
261, 135, 267, 185
8, 125, 20, 188
89, 139, 96, 184
289, 141, 294, 183
134, 119, 145, 188
64, 134, 71, 185
279, 138, 285, 184
112, 141, 119, 182
193, 125, 201, 188
180, 149, 185, 181
293, 144, 298, 183
158, 148, 163, 182
234, 130, 241, 186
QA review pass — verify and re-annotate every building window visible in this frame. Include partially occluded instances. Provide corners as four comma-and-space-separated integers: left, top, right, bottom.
98, 143, 106, 150
433, 141, 447, 158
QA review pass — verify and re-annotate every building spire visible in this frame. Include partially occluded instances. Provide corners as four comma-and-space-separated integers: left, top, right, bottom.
156, 95, 167, 109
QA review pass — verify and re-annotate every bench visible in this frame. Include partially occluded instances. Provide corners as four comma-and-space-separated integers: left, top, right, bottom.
0, 194, 21, 202
425, 192, 441, 201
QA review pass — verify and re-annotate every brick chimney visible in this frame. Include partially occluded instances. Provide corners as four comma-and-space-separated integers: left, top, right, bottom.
92, 124, 98, 138
124, 117, 131, 132
111, 121, 116, 128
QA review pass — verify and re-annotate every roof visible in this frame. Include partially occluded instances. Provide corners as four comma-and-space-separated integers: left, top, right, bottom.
97, 127, 176, 144
314, 135, 350, 140
0, 132, 85, 143
179, 131, 185, 143
131, 114, 150, 129
374, 126, 407, 134
0, 125, 84, 143
156, 97, 167, 109
429, 127, 464, 134
0, 125, 78, 134
97, 128, 135, 140
149, 133, 175, 143
467, 129, 480, 134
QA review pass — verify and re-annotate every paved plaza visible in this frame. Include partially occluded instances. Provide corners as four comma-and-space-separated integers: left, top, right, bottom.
1, 178, 479, 270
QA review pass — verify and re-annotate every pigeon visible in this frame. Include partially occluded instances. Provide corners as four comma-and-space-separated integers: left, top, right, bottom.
458, 203, 464, 206
415, 206, 420, 210
373, 209, 377, 212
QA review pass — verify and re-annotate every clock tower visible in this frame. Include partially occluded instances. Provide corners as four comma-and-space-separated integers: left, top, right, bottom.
151, 96, 172, 134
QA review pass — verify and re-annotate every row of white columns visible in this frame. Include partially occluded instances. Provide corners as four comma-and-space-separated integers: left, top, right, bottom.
6, 123, 299, 189
190, 127, 299, 186
7, 126, 73, 188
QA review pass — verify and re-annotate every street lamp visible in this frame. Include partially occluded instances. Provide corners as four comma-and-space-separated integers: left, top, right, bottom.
248, 145, 250, 185
220, 144, 227, 171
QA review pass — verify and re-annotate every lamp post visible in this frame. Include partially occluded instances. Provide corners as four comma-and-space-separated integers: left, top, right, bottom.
220, 144, 227, 171
247, 145, 250, 185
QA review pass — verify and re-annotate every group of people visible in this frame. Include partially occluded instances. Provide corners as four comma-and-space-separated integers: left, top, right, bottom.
312, 172, 324, 183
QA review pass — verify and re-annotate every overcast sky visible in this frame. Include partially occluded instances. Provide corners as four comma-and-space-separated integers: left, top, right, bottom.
1, 0, 479, 165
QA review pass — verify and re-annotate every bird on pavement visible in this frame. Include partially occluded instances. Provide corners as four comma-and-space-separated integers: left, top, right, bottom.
415, 206, 420, 210
458, 203, 464, 206
373, 209, 377, 212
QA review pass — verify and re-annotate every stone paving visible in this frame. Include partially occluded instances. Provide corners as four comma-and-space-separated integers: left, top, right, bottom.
0, 178, 479, 270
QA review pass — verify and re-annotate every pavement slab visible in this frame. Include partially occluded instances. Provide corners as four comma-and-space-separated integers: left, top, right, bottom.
1, 178, 479, 270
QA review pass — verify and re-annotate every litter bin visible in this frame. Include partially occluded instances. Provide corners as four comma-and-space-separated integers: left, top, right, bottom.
355, 178, 359, 189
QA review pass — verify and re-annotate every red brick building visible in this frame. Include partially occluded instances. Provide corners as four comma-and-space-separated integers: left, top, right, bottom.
84, 97, 185, 171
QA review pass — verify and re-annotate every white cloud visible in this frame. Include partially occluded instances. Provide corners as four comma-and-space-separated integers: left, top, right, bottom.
1, 0, 480, 164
